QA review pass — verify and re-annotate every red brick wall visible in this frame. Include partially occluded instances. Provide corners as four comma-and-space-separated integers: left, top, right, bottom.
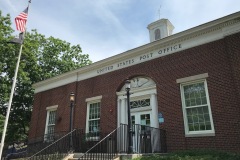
28, 33, 240, 152
28, 82, 77, 141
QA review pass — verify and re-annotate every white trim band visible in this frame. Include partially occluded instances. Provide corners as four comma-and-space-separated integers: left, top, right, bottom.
176, 73, 208, 84
85, 95, 103, 102
46, 105, 58, 110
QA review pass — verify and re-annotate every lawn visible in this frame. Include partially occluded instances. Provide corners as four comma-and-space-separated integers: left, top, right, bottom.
133, 150, 240, 160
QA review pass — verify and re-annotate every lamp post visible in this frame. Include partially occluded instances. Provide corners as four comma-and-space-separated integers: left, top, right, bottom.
125, 79, 133, 153
69, 92, 75, 151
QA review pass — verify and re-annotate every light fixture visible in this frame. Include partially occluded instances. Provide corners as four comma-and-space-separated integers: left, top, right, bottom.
69, 92, 75, 152
125, 79, 133, 153
70, 92, 75, 102
125, 79, 131, 90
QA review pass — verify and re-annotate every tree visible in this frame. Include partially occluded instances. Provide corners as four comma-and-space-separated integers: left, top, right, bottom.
0, 11, 92, 143
0, 115, 5, 137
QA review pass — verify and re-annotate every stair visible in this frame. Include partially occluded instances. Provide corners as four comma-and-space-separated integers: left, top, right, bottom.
67, 153, 117, 160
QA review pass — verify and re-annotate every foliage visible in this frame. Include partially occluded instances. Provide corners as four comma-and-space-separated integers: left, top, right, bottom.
0, 114, 5, 136
133, 150, 240, 160
0, 10, 92, 143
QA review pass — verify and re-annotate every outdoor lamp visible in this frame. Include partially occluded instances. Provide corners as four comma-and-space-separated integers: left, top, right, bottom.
125, 79, 133, 153
70, 92, 75, 102
69, 92, 75, 151
125, 79, 131, 91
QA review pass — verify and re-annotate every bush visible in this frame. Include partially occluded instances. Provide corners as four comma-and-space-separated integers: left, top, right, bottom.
133, 149, 240, 160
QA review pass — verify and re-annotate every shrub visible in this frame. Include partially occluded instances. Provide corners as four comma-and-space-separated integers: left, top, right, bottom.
133, 149, 240, 160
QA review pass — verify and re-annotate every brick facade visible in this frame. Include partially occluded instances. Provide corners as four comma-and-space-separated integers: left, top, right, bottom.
29, 32, 240, 152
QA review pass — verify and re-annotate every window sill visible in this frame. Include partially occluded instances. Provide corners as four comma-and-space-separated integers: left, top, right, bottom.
185, 132, 215, 137
85, 136, 100, 141
44, 139, 54, 143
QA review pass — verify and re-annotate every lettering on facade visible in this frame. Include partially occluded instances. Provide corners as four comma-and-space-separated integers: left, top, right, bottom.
117, 59, 134, 67
96, 43, 182, 74
158, 44, 182, 54
139, 53, 153, 61
97, 66, 113, 74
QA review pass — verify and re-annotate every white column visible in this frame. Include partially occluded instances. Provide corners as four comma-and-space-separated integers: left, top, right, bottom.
150, 93, 161, 153
125, 98, 128, 124
121, 98, 127, 124
151, 93, 159, 128
117, 99, 121, 127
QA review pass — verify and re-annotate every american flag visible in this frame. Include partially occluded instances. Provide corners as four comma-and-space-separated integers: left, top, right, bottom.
15, 7, 28, 32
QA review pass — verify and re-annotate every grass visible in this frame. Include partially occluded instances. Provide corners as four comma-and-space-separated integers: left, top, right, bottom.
133, 150, 240, 160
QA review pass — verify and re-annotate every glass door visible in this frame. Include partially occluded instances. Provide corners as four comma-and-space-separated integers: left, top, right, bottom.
131, 111, 151, 153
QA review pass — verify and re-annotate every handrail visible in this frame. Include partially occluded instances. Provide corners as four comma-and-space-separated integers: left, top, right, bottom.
6, 124, 167, 159
78, 126, 120, 159
27, 129, 76, 159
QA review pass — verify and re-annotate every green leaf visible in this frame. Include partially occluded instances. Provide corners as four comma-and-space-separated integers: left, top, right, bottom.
0, 10, 92, 143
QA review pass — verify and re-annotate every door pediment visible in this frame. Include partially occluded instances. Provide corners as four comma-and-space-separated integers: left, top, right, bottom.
119, 77, 156, 92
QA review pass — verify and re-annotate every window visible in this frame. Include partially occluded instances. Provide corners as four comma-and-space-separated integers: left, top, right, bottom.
180, 79, 215, 137
86, 96, 102, 140
88, 102, 100, 135
154, 29, 160, 40
44, 105, 58, 141
130, 98, 150, 109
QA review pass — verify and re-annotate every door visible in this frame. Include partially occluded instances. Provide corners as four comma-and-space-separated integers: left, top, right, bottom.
131, 111, 151, 153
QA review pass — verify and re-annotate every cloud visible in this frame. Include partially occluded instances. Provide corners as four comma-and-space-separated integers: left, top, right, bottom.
1, 0, 240, 62
6, 1, 17, 12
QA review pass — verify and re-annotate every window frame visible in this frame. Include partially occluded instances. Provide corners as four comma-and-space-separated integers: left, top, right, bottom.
154, 28, 161, 40
179, 77, 215, 137
44, 105, 58, 141
85, 96, 102, 141
130, 95, 152, 113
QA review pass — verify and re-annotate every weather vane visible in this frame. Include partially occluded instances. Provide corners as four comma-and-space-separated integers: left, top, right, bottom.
158, 5, 161, 19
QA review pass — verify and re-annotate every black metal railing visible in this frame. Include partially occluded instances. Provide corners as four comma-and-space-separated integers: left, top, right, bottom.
132, 124, 167, 153
78, 127, 119, 160
78, 124, 167, 160
27, 129, 77, 160
3, 124, 167, 159
3, 131, 72, 159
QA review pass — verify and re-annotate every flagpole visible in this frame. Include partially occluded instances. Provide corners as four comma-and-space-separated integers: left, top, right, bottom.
0, 42, 24, 159
0, 1, 31, 159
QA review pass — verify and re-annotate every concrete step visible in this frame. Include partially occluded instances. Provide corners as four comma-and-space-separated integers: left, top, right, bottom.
67, 153, 117, 160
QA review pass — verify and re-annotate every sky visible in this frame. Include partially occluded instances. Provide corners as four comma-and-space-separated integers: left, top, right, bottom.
1, 0, 240, 62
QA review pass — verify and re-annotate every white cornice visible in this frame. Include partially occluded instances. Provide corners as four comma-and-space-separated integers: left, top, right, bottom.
33, 12, 240, 93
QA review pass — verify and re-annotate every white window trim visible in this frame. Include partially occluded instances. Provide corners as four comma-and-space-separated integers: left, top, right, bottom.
176, 73, 208, 84
85, 96, 101, 141
86, 95, 102, 102
130, 96, 151, 113
44, 105, 58, 141
179, 76, 215, 137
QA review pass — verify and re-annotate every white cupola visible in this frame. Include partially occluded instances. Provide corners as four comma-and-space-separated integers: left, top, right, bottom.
147, 18, 174, 42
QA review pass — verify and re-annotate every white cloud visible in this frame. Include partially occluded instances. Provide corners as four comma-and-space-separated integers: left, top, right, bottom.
4, 0, 17, 12
1, 0, 240, 62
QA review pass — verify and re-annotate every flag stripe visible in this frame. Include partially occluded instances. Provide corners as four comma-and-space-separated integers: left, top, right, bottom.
15, 7, 28, 32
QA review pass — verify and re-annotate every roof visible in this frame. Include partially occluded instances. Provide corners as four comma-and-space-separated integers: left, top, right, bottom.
33, 11, 240, 93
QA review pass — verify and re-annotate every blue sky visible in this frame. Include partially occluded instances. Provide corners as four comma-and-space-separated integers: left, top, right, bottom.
1, 0, 240, 62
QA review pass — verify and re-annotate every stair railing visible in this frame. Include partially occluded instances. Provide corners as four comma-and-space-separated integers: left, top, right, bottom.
27, 129, 77, 160
78, 126, 120, 160
78, 124, 167, 160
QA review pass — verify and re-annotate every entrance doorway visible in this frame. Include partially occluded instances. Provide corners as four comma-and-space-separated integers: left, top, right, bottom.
131, 111, 152, 152
116, 76, 159, 153
131, 111, 151, 127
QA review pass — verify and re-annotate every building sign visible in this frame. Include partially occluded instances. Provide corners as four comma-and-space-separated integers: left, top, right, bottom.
158, 112, 164, 123
96, 44, 182, 74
